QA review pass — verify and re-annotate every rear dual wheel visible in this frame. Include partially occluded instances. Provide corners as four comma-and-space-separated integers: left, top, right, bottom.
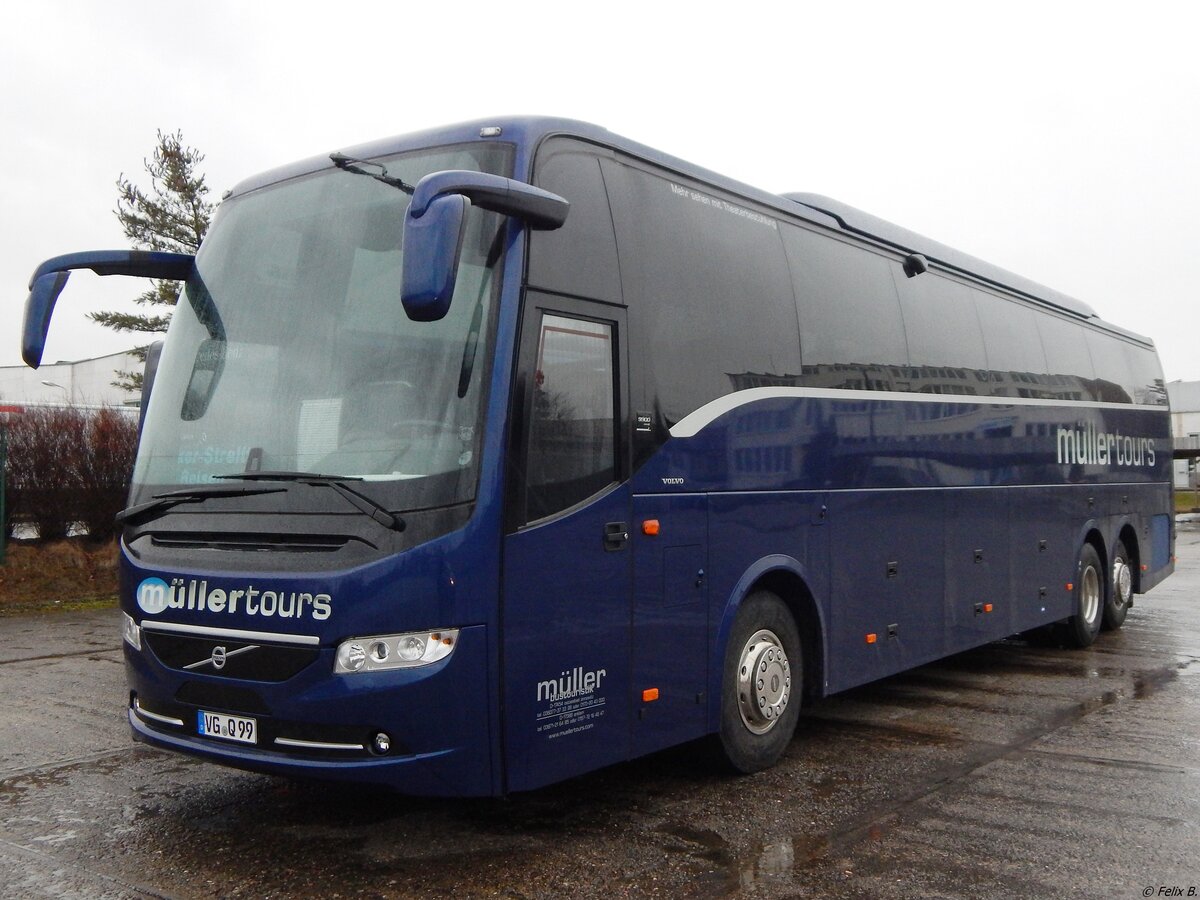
1061, 543, 1104, 648
1103, 540, 1132, 631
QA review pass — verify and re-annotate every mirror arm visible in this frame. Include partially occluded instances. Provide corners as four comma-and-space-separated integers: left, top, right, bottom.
28, 250, 195, 288
22, 250, 195, 368
409, 171, 568, 230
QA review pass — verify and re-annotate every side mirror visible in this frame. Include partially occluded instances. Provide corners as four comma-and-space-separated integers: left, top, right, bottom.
21, 250, 193, 368
23, 271, 71, 368
400, 194, 468, 322
400, 171, 568, 322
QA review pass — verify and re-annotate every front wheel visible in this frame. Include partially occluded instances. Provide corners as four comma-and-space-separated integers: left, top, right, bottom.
717, 591, 803, 773
1103, 540, 1133, 631
1061, 543, 1104, 648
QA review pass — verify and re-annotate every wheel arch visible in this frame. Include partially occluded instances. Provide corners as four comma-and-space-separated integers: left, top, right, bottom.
713, 556, 827, 721
1083, 524, 1108, 573
1072, 521, 1108, 583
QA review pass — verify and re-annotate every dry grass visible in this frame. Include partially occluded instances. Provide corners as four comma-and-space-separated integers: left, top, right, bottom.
0, 539, 119, 615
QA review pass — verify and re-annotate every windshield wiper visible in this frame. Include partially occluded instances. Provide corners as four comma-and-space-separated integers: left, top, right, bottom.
330, 153, 415, 194
215, 471, 406, 532
116, 484, 287, 527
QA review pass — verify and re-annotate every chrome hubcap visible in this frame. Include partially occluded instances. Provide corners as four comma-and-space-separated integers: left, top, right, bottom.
1081, 564, 1101, 625
1113, 557, 1132, 608
737, 629, 791, 734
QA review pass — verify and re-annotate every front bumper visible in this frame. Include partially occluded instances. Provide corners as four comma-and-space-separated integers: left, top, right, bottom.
125, 623, 494, 797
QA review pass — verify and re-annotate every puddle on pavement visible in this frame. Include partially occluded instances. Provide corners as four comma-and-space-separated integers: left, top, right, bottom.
0, 749, 138, 803
735, 831, 833, 888
653, 822, 833, 893
1131, 660, 1191, 699
728, 656, 1194, 892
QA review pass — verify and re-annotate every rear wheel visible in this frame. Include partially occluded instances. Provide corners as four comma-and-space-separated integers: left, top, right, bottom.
717, 591, 802, 773
1103, 540, 1132, 631
1061, 543, 1104, 648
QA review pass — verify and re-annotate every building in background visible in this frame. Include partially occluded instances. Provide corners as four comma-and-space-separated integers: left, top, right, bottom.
0, 350, 141, 411
1167, 381, 1200, 490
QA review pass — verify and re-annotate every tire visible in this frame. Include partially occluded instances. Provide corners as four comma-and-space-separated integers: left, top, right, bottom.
1062, 543, 1104, 648
717, 591, 803, 773
1103, 540, 1133, 631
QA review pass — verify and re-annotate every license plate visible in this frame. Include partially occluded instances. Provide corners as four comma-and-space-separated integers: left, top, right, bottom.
197, 710, 257, 745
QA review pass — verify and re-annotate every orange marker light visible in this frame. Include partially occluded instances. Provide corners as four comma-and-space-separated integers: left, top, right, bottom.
983, 603, 993, 613
642, 688, 659, 703
866, 633, 878, 644
1066, 583, 1074, 592
642, 519, 660, 536
1141, 564, 1148, 572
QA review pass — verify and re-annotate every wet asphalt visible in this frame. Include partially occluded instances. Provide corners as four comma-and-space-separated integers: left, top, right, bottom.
1, 529, 1198, 899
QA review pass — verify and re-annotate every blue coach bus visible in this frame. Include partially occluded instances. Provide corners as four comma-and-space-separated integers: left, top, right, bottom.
22, 118, 1173, 794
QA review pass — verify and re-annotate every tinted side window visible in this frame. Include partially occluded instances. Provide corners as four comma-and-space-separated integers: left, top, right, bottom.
1085, 330, 1136, 403
974, 291, 1050, 393
782, 226, 907, 390
602, 160, 800, 428
1125, 343, 1167, 406
529, 143, 621, 302
1036, 315, 1097, 401
526, 314, 616, 521
896, 271, 987, 372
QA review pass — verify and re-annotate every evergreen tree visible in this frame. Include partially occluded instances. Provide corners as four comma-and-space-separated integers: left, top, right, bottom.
89, 130, 214, 390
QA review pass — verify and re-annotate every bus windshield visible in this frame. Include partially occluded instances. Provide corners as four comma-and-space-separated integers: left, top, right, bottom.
131, 141, 512, 513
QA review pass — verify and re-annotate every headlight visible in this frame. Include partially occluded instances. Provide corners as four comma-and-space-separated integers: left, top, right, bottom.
333, 629, 458, 674
122, 612, 141, 650
336, 642, 367, 672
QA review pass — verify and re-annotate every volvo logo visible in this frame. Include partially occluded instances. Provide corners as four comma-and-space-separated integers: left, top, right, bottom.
182, 643, 260, 672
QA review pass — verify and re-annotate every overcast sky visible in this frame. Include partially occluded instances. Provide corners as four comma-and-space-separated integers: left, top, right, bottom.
3, 1, 1198, 383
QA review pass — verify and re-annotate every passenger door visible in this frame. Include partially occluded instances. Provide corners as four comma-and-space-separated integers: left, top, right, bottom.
501, 293, 632, 792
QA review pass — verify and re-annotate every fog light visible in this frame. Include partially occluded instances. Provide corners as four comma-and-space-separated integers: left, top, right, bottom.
337, 642, 366, 672
372, 732, 392, 755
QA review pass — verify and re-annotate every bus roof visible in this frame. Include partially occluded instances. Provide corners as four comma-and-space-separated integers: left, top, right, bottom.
225, 116, 1153, 348
786, 193, 1097, 317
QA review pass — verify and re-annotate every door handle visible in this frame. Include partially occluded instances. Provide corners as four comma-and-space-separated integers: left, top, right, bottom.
604, 522, 629, 551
